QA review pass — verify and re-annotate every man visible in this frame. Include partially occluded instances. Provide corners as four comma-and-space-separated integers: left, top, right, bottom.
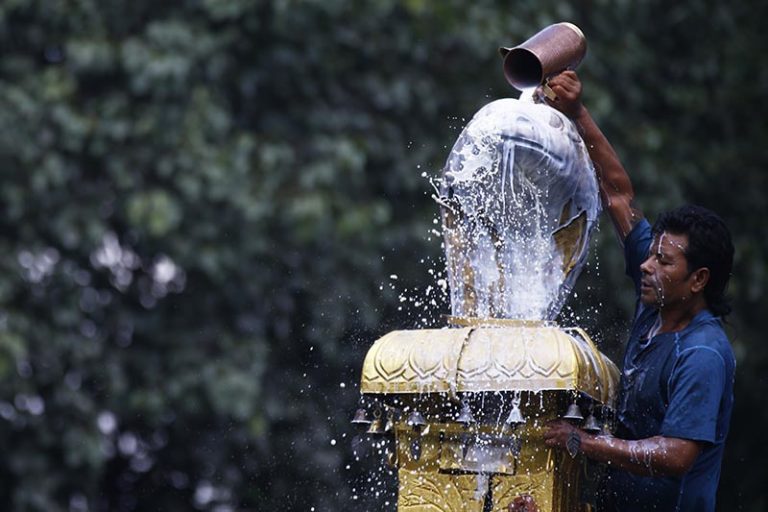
541, 71, 736, 511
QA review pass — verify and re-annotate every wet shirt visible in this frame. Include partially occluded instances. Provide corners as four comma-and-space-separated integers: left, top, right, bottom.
601, 219, 736, 512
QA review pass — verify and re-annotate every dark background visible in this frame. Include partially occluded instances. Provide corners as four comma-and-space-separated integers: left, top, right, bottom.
0, 1, 765, 510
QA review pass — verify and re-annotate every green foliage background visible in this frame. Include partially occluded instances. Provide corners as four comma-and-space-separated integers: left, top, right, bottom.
0, 0, 765, 510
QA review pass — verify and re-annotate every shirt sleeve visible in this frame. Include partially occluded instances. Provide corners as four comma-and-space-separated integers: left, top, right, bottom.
660, 346, 726, 443
624, 219, 653, 297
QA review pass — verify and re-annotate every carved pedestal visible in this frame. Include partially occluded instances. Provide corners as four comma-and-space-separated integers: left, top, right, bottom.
359, 321, 618, 512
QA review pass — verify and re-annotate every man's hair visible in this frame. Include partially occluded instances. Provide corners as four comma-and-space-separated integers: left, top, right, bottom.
652, 205, 735, 317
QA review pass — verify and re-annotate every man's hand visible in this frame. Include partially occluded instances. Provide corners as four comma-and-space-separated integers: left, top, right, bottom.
509, 494, 539, 512
539, 70, 585, 120
543, 419, 585, 454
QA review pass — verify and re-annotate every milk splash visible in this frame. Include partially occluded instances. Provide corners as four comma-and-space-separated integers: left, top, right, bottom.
439, 98, 600, 320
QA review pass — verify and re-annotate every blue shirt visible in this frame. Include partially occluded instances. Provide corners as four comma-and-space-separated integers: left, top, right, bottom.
601, 219, 736, 512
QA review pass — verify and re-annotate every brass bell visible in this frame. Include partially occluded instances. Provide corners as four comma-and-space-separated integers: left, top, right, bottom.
456, 400, 475, 427
386, 446, 398, 467
410, 438, 422, 461
562, 402, 584, 422
460, 431, 472, 459
351, 408, 371, 429
384, 409, 395, 432
509, 436, 522, 458
366, 409, 386, 436
583, 413, 601, 434
504, 403, 526, 428
406, 410, 427, 431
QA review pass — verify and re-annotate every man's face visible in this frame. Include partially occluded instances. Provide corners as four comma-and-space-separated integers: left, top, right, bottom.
639, 231, 695, 308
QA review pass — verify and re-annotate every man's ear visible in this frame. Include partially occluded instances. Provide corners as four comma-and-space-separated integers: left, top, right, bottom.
690, 267, 710, 294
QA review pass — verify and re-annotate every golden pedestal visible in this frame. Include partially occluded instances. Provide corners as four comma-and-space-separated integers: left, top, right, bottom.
359, 320, 619, 511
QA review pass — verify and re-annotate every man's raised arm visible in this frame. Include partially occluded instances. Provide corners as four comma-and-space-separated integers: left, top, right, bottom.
544, 71, 644, 243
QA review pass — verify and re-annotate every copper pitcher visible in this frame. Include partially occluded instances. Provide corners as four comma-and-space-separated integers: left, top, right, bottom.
500, 22, 587, 91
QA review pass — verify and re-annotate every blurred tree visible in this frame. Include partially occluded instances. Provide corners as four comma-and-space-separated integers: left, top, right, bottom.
0, 0, 764, 511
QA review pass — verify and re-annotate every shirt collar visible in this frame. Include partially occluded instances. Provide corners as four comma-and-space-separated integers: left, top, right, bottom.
683, 308, 719, 332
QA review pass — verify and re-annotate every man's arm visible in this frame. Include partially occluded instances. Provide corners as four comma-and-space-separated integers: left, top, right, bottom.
543, 71, 644, 243
543, 420, 702, 478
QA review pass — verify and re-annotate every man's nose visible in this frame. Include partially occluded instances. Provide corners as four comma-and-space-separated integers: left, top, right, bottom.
640, 256, 653, 274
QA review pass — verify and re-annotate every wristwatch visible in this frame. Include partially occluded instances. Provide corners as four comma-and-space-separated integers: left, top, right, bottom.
566, 429, 582, 458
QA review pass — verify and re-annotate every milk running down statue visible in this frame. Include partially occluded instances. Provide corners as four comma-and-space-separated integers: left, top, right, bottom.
439, 94, 599, 321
